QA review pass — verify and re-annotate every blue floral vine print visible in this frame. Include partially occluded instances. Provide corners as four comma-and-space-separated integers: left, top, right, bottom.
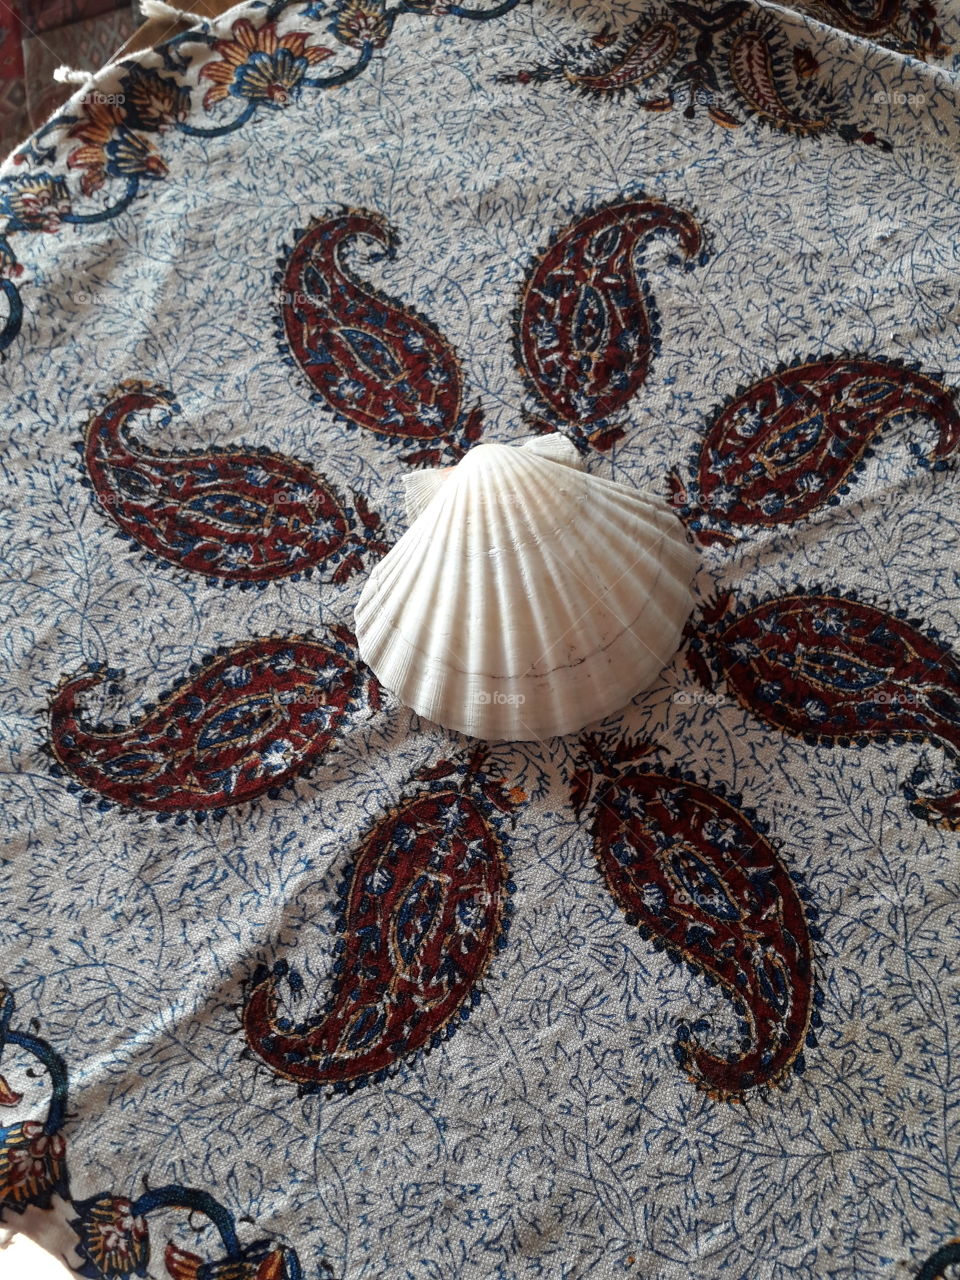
0, 983, 304, 1279
500, 0, 893, 148
0, 0, 524, 355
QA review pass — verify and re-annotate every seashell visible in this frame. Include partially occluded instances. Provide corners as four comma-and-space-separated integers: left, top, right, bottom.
355, 438, 698, 740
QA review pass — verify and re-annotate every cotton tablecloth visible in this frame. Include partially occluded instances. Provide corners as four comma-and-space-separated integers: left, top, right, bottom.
2, 0, 960, 1275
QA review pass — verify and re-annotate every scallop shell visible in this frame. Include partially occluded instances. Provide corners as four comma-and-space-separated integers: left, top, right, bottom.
355, 436, 698, 740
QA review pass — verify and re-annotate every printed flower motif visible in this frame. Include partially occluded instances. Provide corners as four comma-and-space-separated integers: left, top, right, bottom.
67, 102, 167, 196
336, 377, 366, 403
0, 1120, 67, 1211
0, 173, 71, 232
72, 1193, 150, 1279
332, 0, 390, 48
165, 1239, 299, 1279
119, 65, 191, 133
302, 704, 336, 729
270, 649, 296, 674
244, 465, 275, 487
261, 739, 293, 772
218, 542, 255, 571
200, 19, 334, 110
0, 242, 23, 279
0, 1073, 22, 1107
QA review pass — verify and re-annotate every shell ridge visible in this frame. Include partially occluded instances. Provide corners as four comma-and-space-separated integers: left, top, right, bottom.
403, 467, 452, 523
490, 482, 570, 737
547, 510, 685, 686
354, 438, 697, 739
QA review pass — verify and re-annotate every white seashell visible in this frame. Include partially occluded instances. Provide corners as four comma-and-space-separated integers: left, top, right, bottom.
401, 434, 583, 523
356, 439, 699, 741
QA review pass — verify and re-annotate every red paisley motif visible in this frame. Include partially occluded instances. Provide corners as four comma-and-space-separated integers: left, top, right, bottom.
726, 26, 830, 133
688, 590, 960, 828
243, 751, 522, 1091
811, 0, 947, 57
279, 209, 483, 465
516, 197, 704, 449
503, 6, 890, 148
572, 737, 817, 1100
49, 633, 374, 813
82, 380, 389, 583
669, 357, 960, 544
565, 18, 680, 91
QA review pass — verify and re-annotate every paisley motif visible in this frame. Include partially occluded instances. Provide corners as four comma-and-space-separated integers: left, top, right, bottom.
668, 357, 960, 544
563, 18, 680, 91
817, 0, 902, 32
808, 0, 947, 57
687, 589, 960, 828
515, 197, 705, 450
243, 749, 523, 1092
571, 736, 817, 1100
48, 632, 376, 814
916, 1240, 960, 1280
725, 25, 830, 134
81, 380, 389, 584
503, 4, 888, 148
278, 209, 483, 465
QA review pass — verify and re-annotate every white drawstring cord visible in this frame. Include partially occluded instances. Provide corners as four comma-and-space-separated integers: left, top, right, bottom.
53, 65, 97, 87
51, 0, 218, 96
140, 0, 215, 25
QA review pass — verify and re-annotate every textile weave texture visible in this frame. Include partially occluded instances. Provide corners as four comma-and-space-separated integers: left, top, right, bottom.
1, 0, 960, 1276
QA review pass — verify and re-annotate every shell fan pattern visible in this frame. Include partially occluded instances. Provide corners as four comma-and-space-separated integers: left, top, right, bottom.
354, 436, 699, 741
